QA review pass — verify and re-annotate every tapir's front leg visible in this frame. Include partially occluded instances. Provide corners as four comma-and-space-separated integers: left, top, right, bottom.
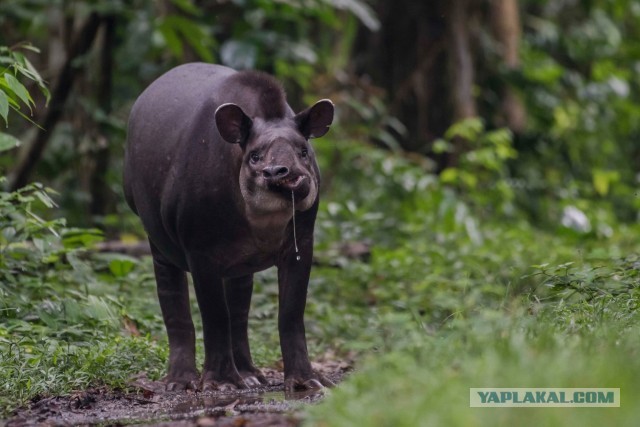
277, 212, 335, 392
225, 275, 268, 386
188, 253, 247, 391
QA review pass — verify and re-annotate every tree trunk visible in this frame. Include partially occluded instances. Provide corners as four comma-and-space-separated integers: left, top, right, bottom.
448, 0, 477, 121
352, 0, 450, 153
491, 0, 526, 132
446, 0, 478, 167
89, 15, 115, 219
10, 12, 101, 191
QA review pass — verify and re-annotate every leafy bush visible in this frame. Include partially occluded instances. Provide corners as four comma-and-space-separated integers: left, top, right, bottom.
0, 43, 50, 127
517, 0, 640, 224
0, 176, 167, 414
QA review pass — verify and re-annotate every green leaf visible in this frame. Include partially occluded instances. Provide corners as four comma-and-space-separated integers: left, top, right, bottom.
13, 42, 40, 53
0, 89, 8, 124
592, 169, 620, 196
14, 59, 50, 103
445, 118, 484, 141
170, 0, 201, 16
109, 257, 137, 278
432, 139, 453, 154
173, 16, 214, 62
33, 188, 58, 208
0, 131, 21, 152
157, 21, 183, 58
440, 168, 458, 184
62, 228, 104, 249
3, 73, 33, 111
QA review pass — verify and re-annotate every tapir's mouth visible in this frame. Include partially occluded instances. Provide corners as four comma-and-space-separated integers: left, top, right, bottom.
275, 175, 305, 190
267, 174, 310, 199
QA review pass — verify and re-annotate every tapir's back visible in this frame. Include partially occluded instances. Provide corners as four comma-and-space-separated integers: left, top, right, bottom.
124, 63, 240, 267
125, 64, 235, 197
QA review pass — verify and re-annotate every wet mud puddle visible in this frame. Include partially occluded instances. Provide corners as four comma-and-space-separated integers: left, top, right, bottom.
165, 387, 326, 421
5, 366, 348, 426
6, 386, 325, 426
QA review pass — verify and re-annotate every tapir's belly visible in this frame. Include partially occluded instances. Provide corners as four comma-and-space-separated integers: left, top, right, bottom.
222, 252, 278, 278
148, 214, 285, 278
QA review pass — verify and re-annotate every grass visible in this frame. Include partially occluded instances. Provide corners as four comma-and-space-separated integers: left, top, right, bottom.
1, 141, 639, 427
305, 306, 640, 427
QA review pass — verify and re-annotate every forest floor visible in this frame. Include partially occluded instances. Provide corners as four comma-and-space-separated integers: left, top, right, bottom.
4, 362, 348, 426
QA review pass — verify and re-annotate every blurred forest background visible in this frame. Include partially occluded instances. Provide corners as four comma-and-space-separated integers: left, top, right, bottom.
2, 0, 638, 227
2, 1, 640, 425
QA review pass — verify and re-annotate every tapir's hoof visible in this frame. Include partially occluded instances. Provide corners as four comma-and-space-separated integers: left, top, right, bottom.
201, 380, 248, 392
201, 371, 249, 392
238, 369, 269, 387
166, 379, 199, 392
162, 372, 200, 392
243, 375, 267, 387
284, 372, 335, 392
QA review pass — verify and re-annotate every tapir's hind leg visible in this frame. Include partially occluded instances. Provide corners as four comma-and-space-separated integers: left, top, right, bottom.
150, 241, 199, 391
225, 275, 269, 387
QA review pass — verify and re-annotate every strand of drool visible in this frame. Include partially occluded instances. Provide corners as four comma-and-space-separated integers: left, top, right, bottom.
291, 190, 300, 261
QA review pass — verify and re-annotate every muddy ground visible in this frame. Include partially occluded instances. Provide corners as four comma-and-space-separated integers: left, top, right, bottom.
4, 360, 351, 426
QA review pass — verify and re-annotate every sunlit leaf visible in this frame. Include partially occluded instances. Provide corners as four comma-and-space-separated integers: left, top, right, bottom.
432, 139, 452, 154
3, 73, 33, 111
445, 118, 484, 141
33, 188, 57, 208
14, 57, 50, 104
592, 169, 620, 196
109, 257, 137, 278
61, 228, 105, 249
0, 89, 9, 124
0, 132, 19, 152
440, 168, 458, 184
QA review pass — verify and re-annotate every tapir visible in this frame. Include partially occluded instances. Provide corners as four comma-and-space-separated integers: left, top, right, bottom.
123, 63, 334, 392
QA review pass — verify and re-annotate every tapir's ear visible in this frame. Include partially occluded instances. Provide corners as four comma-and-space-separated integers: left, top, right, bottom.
295, 99, 334, 139
215, 103, 253, 145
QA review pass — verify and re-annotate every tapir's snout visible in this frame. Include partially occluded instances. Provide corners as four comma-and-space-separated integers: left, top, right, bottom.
262, 165, 290, 180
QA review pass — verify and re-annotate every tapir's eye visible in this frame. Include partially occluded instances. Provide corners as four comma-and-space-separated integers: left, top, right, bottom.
249, 152, 260, 163
301, 149, 308, 158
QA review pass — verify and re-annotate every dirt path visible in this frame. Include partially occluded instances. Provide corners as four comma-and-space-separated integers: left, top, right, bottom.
5, 362, 350, 426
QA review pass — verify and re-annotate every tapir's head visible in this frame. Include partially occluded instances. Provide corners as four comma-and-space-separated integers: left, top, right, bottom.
215, 99, 334, 214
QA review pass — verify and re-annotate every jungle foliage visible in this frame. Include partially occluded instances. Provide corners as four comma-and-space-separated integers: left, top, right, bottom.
1, 0, 640, 425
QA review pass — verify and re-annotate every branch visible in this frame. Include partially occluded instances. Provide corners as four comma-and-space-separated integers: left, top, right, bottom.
10, 12, 102, 190
95, 240, 152, 257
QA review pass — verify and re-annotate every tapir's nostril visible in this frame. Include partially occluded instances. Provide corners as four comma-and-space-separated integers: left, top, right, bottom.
262, 165, 289, 179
